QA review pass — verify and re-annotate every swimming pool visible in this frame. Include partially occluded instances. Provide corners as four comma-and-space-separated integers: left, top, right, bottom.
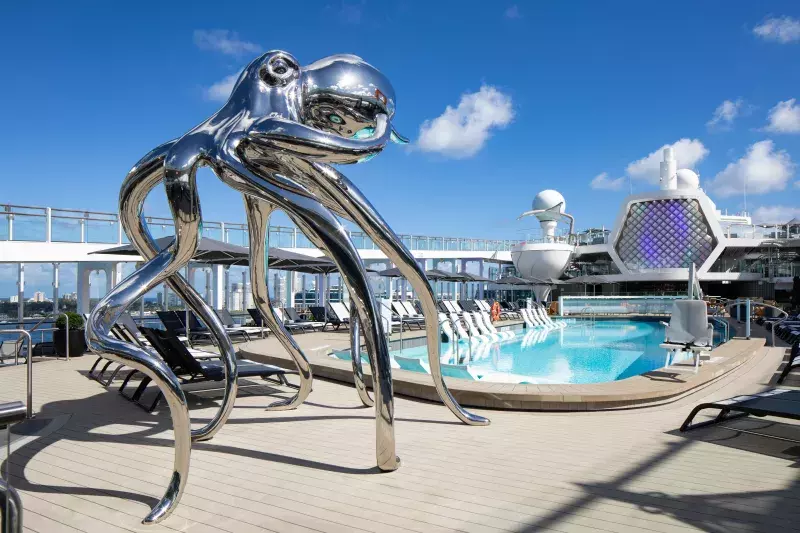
333, 319, 719, 385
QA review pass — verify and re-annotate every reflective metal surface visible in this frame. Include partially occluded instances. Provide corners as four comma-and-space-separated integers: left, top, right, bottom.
244, 196, 312, 409
0, 477, 23, 533
349, 301, 374, 407
86, 51, 408, 522
288, 161, 489, 426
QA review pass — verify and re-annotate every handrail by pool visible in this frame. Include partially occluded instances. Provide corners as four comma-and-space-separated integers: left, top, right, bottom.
708, 316, 729, 345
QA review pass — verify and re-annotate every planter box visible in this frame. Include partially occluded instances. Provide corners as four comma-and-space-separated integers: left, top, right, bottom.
54, 328, 87, 357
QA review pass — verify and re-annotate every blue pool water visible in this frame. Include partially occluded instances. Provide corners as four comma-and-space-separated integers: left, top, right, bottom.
334, 319, 714, 384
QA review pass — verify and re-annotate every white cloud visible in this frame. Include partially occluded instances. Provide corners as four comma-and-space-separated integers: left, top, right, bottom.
204, 72, 240, 102
505, 5, 521, 19
752, 205, 800, 224
416, 85, 514, 158
626, 139, 709, 184
193, 30, 262, 56
590, 172, 626, 191
753, 16, 800, 43
707, 99, 743, 131
764, 99, 800, 133
706, 140, 796, 197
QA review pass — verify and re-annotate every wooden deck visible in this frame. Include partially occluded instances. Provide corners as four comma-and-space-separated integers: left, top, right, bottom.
1, 341, 799, 533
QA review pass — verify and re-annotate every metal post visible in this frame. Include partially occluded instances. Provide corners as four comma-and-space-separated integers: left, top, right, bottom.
52, 262, 60, 314
7, 208, 13, 241
7, 330, 33, 418
745, 299, 751, 339
45, 207, 52, 242
117, 214, 123, 244
17, 263, 24, 323
220, 221, 226, 243
65, 313, 70, 362
79, 217, 86, 243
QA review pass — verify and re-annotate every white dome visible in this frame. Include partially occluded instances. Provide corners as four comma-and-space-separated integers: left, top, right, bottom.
532, 189, 565, 213
676, 169, 699, 190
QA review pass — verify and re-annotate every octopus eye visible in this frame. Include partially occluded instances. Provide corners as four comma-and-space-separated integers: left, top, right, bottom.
328, 114, 344, 124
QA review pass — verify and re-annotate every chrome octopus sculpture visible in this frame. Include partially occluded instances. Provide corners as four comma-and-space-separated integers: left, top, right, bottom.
87, 51, 488, 525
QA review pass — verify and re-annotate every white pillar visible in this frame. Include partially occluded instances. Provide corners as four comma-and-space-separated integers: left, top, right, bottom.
224, 266, 231, 309
205, 267, 212, 305
478, 259, 485, 299
17, 263, 25, 321
76, 264, 93, 314
287, 272, 295, 308
211, 265, 225, 309
162, 283, 169, 311
52, 262, 60, 314
109, 262, 123, 290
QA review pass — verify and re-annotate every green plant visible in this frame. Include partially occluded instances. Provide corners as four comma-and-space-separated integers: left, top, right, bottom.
56, 312, 84, 330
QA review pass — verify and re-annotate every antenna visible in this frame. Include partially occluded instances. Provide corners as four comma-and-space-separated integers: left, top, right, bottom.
743, 174, 748, 215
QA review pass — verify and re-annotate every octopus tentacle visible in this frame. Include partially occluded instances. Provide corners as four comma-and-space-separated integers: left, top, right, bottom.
243, 195, 313, 410
215, 149, 399, 471
86, 144, 191, 524
350, 301, 374, 407
308, 160, 489, 426
120, 140, 239, 442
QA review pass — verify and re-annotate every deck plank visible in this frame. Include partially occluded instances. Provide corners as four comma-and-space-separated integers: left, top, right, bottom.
1, 341, 798, 533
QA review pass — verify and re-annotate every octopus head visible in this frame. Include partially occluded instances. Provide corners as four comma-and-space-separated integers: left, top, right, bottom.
300, 54, 406, 143
233, 51, 407, 165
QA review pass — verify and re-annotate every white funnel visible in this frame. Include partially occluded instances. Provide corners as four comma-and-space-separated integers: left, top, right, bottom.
659, 147, 677, 190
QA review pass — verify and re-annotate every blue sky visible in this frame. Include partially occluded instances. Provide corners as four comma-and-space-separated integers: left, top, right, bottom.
2, 1, 800, 295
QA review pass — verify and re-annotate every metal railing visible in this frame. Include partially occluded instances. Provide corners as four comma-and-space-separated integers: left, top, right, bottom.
708, 316, 729, 345
0, 203, 522, 253
3, 330, 33, 418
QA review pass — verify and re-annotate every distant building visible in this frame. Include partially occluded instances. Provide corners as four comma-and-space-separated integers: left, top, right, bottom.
9, 295, 18, 303
243, 282, 253, 310
230, 282, 244, 311
29, 291, 49, 303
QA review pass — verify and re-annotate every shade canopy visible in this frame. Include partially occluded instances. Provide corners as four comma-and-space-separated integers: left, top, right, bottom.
458, 272, 493, 282
492, 275, 533, 286
92, 236, 340, 274
425, 268, 470, 281
377, 267, 404, 278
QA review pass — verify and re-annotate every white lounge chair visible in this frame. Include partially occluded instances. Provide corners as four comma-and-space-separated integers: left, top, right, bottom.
392, 301, 424, 329
462, 312, 489, 341
472, 312, 500, 341
329, 302, 351, 325
438, 312, 456, 343
519, 308, 536, 328
402, 301, 424, 320
480, 311, 514, 338
475, 299, 491, 312
449, 312, 474, 343
535, 305, 565, 329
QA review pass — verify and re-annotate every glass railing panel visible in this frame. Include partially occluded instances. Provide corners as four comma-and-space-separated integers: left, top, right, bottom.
430, 237, 443, 250
50, 216, 81, 242
84, 219, 121, 243
295, 232, 312, 248
349, 232, 365, 249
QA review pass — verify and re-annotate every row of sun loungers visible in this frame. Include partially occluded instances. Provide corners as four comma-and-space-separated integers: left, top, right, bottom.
759, 314, 800, 343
